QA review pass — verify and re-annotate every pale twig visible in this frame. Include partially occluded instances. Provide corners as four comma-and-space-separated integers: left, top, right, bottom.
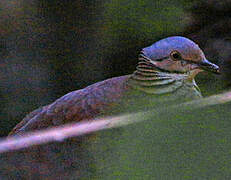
0, 90, 231, 153
0, 113, 141, 153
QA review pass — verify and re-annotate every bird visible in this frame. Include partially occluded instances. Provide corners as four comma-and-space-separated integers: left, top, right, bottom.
9, 36, 220, 135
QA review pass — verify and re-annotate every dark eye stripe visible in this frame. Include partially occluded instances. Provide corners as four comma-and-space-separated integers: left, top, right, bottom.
154, 56, 169, 61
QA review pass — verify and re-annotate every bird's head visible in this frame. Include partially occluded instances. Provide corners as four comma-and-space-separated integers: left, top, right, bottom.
141, 36, 220, 79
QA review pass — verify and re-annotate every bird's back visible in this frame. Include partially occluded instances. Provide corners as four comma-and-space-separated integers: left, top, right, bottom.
9, 75, 131, 135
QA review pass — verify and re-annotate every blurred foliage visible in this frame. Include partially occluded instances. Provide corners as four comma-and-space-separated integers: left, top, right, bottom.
1, 93, 231, 179
101, 0, 195, 47
91, 102, 231, 179
0, 0, 231, 178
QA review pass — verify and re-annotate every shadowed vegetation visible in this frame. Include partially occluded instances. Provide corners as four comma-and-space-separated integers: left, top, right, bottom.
0, 0, 231, 179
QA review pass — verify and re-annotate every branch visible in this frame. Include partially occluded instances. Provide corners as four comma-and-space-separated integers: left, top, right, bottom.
0, 90, 231, 153
0, 113, 141, 153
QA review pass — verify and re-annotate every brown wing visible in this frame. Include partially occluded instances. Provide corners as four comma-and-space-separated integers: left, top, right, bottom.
8, 106, 47, 135
9, 75, 131, 135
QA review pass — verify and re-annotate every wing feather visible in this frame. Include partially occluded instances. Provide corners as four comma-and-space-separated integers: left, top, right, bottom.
9, 75, 130, 135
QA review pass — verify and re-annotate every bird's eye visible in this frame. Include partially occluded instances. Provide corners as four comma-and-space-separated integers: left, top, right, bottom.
170, 51, 181, 61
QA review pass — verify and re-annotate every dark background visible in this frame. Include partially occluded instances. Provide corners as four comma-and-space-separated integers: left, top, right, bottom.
0, 0, 230, 136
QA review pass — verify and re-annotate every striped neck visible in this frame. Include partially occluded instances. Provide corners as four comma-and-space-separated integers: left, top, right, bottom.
129, 53, 191, 94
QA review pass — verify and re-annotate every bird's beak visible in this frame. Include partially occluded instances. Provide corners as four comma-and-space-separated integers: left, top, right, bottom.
198, 59, 220, 74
